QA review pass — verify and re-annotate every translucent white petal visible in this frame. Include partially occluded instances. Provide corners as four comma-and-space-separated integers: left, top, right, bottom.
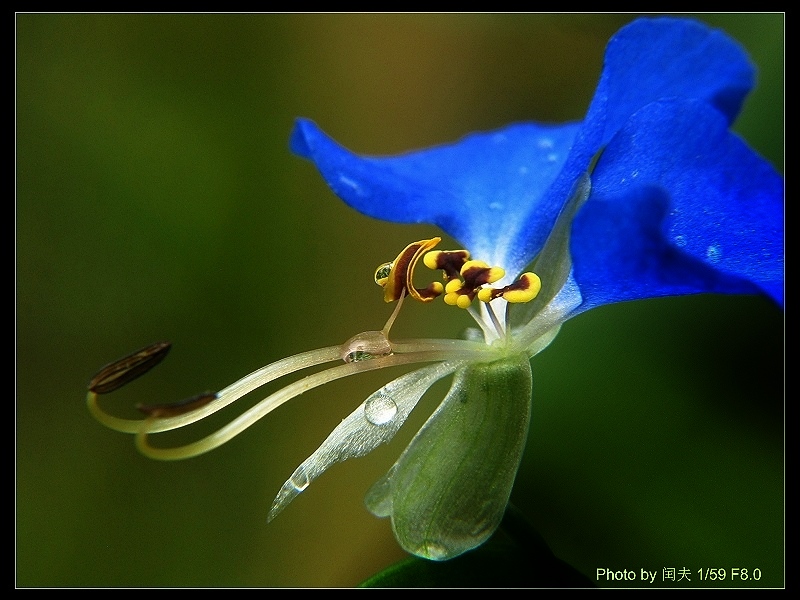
509, 170, 590, 333
266, 360, 461, 522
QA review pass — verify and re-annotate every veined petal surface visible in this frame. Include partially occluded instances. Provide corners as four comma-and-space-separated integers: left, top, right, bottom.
267, 361, 459, 522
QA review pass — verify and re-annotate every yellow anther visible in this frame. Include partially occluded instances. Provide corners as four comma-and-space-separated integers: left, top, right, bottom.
444, 290, 472, 308
478, 272, 542, 304
460, 261, 505, 286
374, 239, 539, 313
460, 259, 490, 275
422, 251, 441, 271
502, 272, 542, 303
476, 287, 494, 303
485, 267, 505, 284
428, 281, 445, 296
445, 279, 463, 294
424, 249, 471, 280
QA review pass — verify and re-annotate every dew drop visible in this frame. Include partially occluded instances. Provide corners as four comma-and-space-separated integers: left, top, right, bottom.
290, 468, 310, 492
417, 542, 449, 561
706, 244, 722, 263
341, 331, 392, 363
674, 235, 687, 248
339, 175, 359, 190
345, 350, 375, 363
364, 394, 398, 425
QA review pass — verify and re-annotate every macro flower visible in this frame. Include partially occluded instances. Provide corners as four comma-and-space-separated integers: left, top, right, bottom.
87, 17, 783, 564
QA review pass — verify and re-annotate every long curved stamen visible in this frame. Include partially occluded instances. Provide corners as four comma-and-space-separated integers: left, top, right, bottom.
87, 333, 495, 461
134, 349, 484, 460
87, 334, 490, 437
87, 345, 344, 434
87, 236, 543, 466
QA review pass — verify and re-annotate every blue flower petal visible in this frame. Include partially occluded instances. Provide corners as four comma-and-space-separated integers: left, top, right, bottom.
291, 118, 581, 277
571, 99, 783, 311
585, 17, 754, 149
291, 19, 761, 281
548, 18, 758, 252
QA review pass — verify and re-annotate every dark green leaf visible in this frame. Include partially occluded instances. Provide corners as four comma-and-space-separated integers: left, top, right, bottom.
359, 540, 594, 588
360, 505, 594, 588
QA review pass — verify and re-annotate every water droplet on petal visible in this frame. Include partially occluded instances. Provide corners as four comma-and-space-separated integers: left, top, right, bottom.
674, 235, 687, 248
339, 175, 359, 190
364, 394, 398, 425
706, 244, 722, 263
290, 468, 310, 492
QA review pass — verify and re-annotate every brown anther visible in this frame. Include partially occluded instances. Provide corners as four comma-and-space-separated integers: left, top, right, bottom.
136, 391, 218, 418
423, 249, 470, 281
88, 341, 172, 394
478, 272, 541, 304
460, 260, 504, 288
477, 287, 505, 303
378, 237, 444, 303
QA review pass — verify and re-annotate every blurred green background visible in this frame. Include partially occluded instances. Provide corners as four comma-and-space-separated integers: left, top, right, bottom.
16, 13, 783, 588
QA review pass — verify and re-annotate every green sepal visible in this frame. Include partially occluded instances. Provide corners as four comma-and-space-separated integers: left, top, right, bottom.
359, 505, 594, 587
365, 352, 533, 560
